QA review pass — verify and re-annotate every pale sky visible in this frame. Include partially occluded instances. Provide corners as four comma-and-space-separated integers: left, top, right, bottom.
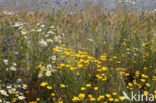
0, 0, 156, 11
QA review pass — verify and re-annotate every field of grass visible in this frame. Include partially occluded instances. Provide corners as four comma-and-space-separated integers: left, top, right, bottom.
0, 2, 156, 103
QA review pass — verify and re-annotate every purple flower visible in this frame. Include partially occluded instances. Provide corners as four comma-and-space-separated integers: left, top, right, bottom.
104, 8, 108, 10
84, 27, 88, 31
141, 35, 145, 39
56, 1, 60, 4
129, 29, 132, 32
58, 75, 61, 78
16, 53, 19, 56
77, 75, 80, 78
6, 47, 10, 50
65, 1, 68, 4
74, 3, 78, 6
100, 25, 104, 28
151, 34, 154, 37
28, 58, 31, 61
70, 24, 75, 27
139, 16, 143, 19
93, 35, 96, 37
44, 1, 48, 5
96, 48, 100, 52
104, 35, 107, 38
116, 42, 120, 45
35, 62, 39, 65
131, 53, 134, 56
21, 70, 25, 74
68, 13, 71, 16
80, 9, 83, 12
12, 41, 15, 44
137, 42, 139, 45
42, 49, 45, 51
44, 16, 47, 19
49, 51, 52, 54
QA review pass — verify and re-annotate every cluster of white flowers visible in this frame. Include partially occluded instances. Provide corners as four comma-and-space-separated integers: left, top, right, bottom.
3, 59, 8, 65
118, 0, 136, 5
39, 39, 48, 47
12, 22, 23, 27
2, 11, 14, 15
38, 64, 57, 78
0, 81, 27, 102
11, 19, 64, 51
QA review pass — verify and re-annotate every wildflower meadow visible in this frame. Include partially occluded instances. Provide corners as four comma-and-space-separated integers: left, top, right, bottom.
0, 0, 156, 103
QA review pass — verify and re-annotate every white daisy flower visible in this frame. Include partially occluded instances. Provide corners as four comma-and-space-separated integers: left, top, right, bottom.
3, 59, 8, 65
38, 73, 43, 78
45, 71, 51, 77
39, 39, 48, 47
18, 96, 26, 100
51, 55, 56, 61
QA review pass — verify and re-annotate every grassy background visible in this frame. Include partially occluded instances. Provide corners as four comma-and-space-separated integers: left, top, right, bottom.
0, 0, 156, 103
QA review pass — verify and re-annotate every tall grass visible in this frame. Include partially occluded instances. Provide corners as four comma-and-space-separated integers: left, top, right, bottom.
0, 0, 156, 103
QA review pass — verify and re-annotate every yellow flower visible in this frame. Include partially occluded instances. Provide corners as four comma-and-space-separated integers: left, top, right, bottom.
78, 93, 85, 100
114, 98, 119, 102
58, 101, 63, 103
60, 63, 65, 67
38, 64, 42, 68
145, 83, 151, 87
86, 84, 91, 87
11, 98, 17, 103
36, 98, 40, 101
81, 87, 86, 91
141, 74, 148, 78
60, 84, 66, 88
105, 94, 111, 98
88, 94, 93, 98
112, 92, 117, 96
40, 82, 48, 87
100, 56, 107, 61
90, 97, 96, 101
47, 86, 52, 90
140, 79, 146, 82
102, 67, 108, 71
144, 91, 149, 95
72, 96, 80, 102
144, 67, 147, 70
119, 96, 125, 101
94, 87, 98, 90
122, 42, 126, 46
29, 101, 37, 103
113, 56, 117, 59
78, 64, 83, 68
128, 83, 133, 86
125, 73, 130, 76
97, 95, 105, 101
109, 98, 114, 101
51, 93, 55, 96
15, 94, 19, 97
109, 59, 113, 61
117, 61, 121, 63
